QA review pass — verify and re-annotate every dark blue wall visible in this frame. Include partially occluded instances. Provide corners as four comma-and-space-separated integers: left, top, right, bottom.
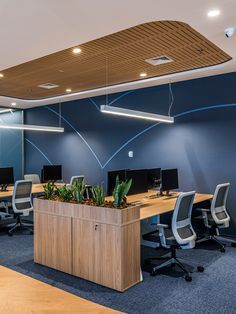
24, 72, 236, 234
0, 110, 23, 180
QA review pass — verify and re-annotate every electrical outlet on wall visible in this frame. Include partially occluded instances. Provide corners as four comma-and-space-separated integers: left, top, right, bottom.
128, 151, 133, 158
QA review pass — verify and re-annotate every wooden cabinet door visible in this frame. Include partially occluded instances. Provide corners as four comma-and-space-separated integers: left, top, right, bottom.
93, 222, 122, 290
72, 219, 95, 280
72, 219, 122, 290
34, 212, 72, 274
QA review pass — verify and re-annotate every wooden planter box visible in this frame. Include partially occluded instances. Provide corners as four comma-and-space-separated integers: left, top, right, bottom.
34, 198, 141, 291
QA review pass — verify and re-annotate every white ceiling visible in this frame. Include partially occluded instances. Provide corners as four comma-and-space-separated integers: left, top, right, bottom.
0, 0, 235, 109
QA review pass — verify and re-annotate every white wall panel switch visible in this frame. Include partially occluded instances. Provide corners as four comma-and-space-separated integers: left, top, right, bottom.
128, 151, 133, 158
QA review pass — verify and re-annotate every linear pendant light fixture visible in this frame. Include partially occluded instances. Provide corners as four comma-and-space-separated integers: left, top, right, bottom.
100, 105, 174, 123
0, 109, 13, 114
0, 123, 64, 132
100, 56, 174, 124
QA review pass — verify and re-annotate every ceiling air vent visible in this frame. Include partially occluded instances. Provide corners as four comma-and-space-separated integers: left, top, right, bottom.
145, 55, 173, 66
37, 83, 59, 89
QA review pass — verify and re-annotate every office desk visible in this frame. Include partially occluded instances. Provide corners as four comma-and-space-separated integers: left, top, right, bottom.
0, 183, 65, 199
107, 191, 213, 220
0, 183, 92, 199
0, 184, 51, 199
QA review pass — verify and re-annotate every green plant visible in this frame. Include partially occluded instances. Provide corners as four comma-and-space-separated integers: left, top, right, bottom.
72, 180, 86, 203
113, 175, 132, 208
43, 181, 55, 199
92, 185, 105, 206
56, 185, 73, 202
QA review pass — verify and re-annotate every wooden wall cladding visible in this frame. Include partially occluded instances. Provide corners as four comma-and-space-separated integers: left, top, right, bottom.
0, 21, 231, 99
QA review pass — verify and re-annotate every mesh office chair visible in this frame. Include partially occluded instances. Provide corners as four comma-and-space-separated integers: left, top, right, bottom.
69, 175, 92, 199
196, 183, 230, 252
69, 175, 85, 186
24, 174, 40, 184
8, 180, 34, 236
145, 191, 204, 282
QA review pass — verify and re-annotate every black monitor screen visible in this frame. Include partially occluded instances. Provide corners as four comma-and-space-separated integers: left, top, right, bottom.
43, 165, 62, 182
0, 167, 14, 185
126, 169, 148, 195
147, 168, 161, 188
107, 169, 127, 196
161, 169, 179, 192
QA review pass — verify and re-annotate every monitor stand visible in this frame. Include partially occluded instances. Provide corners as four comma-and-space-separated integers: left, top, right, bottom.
0, 184, 8, 192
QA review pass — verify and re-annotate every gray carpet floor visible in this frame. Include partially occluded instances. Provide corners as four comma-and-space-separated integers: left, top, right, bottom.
0, 230, 236, 314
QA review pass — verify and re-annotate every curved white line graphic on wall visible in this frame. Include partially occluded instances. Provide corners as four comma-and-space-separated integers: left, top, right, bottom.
25, 138, 53, 165
25, 100, 236, 168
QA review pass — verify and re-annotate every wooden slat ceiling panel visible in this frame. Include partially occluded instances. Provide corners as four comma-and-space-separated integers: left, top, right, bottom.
0, 21, 231, 99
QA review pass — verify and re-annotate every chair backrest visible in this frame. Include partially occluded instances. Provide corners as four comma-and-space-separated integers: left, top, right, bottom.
172, 191, 196, 249
12, 180, 33, 216
24, 174, 40, 184
69, 175, 84, 186
211, 183, 230, 227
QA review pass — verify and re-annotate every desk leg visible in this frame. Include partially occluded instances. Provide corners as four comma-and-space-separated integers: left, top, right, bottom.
140, 268, 143, 281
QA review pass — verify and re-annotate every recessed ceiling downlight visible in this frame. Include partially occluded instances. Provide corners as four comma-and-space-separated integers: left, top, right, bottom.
72, 47, 82, 54
11, 102, 16, 106
66, 88, 72, 93
140, 73, 147, 77
207, 9, 220, 17
0, 73, 4, 78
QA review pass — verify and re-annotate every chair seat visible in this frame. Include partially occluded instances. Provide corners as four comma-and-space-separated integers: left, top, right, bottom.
165, 236, 177, 246
195, 209, 228, 227
143, 228, 178, 246
207, 212, 227, 226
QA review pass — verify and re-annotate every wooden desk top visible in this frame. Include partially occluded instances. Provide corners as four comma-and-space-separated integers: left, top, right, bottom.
1, 185, 212, 221
114, 191, 213, 220
0, 266, 119, 313
0, 183, 63, 199
0, 183, 92, 199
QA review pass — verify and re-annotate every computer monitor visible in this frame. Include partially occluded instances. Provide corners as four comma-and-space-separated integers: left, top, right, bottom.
147, 168, 161, 189
161, 168, 179, 196
107, 169, 127, 196
126, 169, 148, 195
0, 167, 14, 191
42, 165, 62, 182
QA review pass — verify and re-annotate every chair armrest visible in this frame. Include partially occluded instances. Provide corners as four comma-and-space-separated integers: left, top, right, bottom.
195, 208, 211, 228
156, 224, 170, 248
156, 223, 169, 228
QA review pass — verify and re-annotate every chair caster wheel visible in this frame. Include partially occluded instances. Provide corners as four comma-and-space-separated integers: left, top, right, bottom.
197, 266, 204, 272
30, 231, 34, 235
8, 233, 13, 237
150, 269, 158, 276
144, 259, 151, 265
184, 275, 192, 282
220, 247, 225, 253
171, 263, 176, 268
231, 243, 236, 248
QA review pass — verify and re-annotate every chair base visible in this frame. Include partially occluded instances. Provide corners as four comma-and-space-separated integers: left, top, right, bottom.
197, 235, 226, 252
145, 246, 204, 282
216, 235, 236, 248
8, 216, 33, 236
